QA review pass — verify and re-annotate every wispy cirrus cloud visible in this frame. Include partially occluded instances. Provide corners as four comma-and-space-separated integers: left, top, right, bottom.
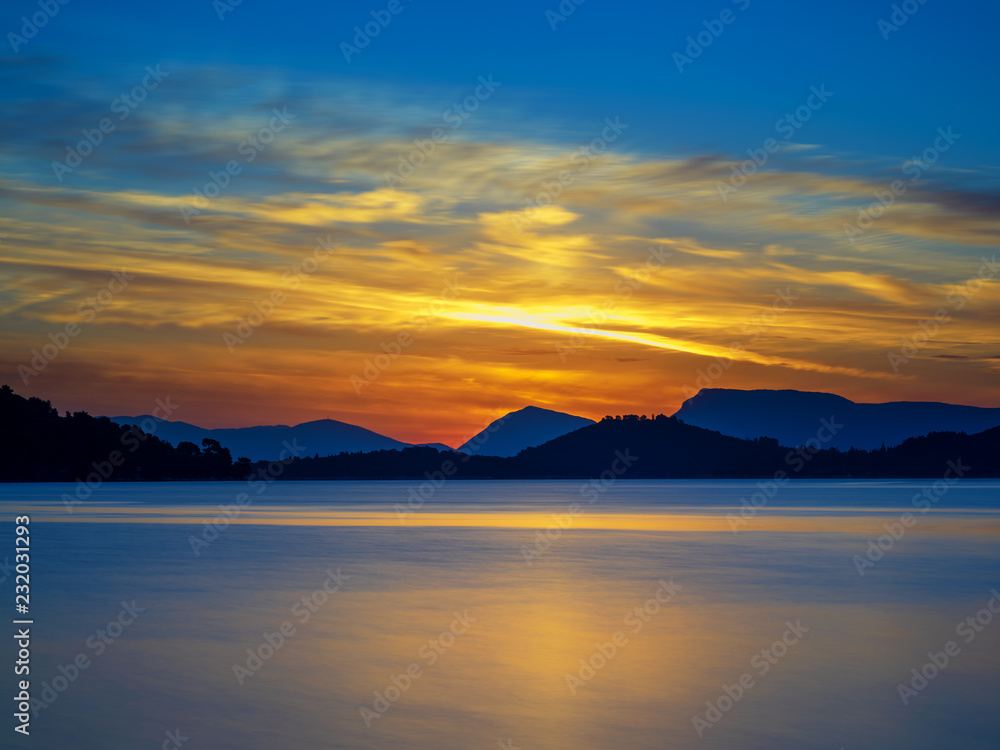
1, 62, 998, 442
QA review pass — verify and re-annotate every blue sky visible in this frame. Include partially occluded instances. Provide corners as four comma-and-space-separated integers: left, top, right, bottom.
6, 0, 998, 166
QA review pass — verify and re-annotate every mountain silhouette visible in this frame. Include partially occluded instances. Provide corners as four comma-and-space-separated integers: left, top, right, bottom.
0, 386, 246, 481
5, 384, 998, 484
106, 415, 414, 462
457, 405, 595, 457
279, 413, 1000, 479
514, 415, 999, 478
513, 414, 786, 477
673, 389, 1000, 450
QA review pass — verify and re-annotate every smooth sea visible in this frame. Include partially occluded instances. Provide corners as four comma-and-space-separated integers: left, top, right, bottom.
4, 479, 999, 749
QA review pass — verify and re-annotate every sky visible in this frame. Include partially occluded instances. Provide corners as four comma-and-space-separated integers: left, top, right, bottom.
1, 0, 999, 446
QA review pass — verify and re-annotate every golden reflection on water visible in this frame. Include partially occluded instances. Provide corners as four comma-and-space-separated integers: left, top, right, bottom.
25, 504, 1000, 535
9, 484, 1000, 749
172, 530, 999, 750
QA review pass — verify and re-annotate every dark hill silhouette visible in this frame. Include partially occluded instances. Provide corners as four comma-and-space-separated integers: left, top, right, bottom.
106, 415, 415, 462
458, 405, 595, 457
512, 414, 786, 477
279, 415, 1000, 479
0, 385, 247, 482
4, 385, 998, 483
674, 388, 1000, 450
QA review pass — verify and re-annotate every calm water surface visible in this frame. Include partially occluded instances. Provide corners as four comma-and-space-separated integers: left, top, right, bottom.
4, 480, 999, 749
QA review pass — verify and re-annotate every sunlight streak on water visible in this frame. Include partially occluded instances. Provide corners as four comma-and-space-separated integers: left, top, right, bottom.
4, 480, 999, 750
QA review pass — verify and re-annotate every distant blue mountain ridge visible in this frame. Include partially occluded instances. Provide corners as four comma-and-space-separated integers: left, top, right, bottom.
106, 405, 595, 462
672, 388, 1000, 450
107, 389, 1000, 462
457, 405, 596, 458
